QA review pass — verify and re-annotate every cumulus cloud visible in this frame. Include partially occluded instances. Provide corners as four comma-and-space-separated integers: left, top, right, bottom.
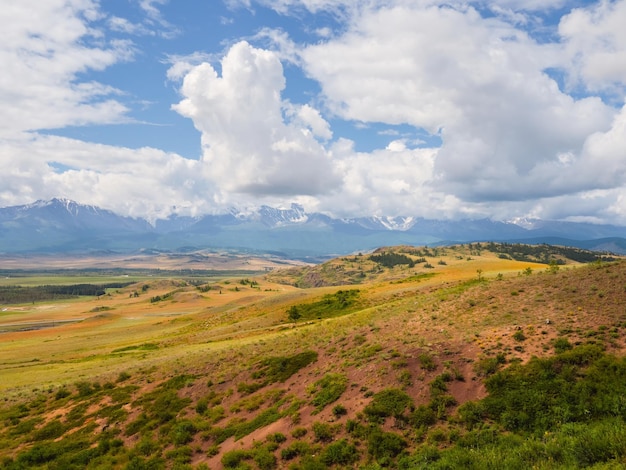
559, 0, 626, 96
172, 41, 340, 198
316, 139, 455, 218
300, 3, 621, 208
2, 0, 625, 227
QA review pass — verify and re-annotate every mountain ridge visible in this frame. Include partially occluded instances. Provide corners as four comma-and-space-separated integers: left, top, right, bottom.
1, 198, 625, 257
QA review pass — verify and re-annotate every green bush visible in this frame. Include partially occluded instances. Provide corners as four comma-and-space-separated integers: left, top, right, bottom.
553, 337, 573, 353
33, 420, 65, 441
253, 447, 277, 470
291, 427, 307, 438
309, 373, 348, 411
367, 427, 407, 461
364, 388, 414, 422
312, 421, 339, 442
513, 330, 526, 342
474, 353, 506, 377
254, 351, 318, 384
222, 449, 252, 468
418, 353, 437, 371
482, 345, 624, 433
266, 432, 286, 443
320, 439, 358, 466
410, 405, 437, 428
170, 420, 197, 446
332, 404, 348, 417
54, 387, 71, 400
281, 441, 311, 460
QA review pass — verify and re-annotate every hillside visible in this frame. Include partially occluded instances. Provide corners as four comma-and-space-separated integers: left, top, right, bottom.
0, 244, 625, 469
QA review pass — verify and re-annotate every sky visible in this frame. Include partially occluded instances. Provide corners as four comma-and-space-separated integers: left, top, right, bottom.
1, 0, 626, 225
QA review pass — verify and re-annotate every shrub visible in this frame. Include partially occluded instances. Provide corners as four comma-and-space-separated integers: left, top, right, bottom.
33, 420, 65, 441
513, 330, 526, 342
364, 388, 414, 422
291, 427, 307, 438
281, 441, 311, 460
75, 380, 99, 397
54, 388, 71, 400
320, 439, 358, 466
332, 404, 348, 417
222, 449, 252, 468
398, 370, 412, 387
410, 405, 437, 428
474, 354, 506, 377
116, 371, 131, 382
418, 353, 437, 371
312, 421, 339, 442
170, 420, 197, 446
253, 447, 277, 470
266, 432, 286, 443
255, 351, 318, 384
368, 427, 407, 461
309, 373, 348, 411
195, 398, 208, 415
553, 337, 573, 353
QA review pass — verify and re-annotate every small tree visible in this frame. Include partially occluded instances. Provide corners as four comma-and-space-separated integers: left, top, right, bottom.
547, 260, 560, 274
287, 306, 301, 323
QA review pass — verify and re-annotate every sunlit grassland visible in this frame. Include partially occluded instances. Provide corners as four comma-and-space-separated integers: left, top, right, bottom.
0, 253, 554, 399
1, 245, 625, 469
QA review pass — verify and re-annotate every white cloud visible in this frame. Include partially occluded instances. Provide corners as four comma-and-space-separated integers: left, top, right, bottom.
313, 138, 456, 218
172, 41, 340, 198
0, 133, 208, 221
1, 0, 625, 228
0, 1, 134, 135
559, 0, 626, 96
300, 3, 620, 207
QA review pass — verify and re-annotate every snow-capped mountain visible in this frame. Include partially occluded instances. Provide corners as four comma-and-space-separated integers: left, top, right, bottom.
0, 199, 625, 257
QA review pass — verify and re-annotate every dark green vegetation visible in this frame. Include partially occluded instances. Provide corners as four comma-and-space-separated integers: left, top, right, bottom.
484, 241, 618, 264
285, 289, 360, 321
370, 252, 416, 268
1, 245, 626, 469
0, 283, 134, 304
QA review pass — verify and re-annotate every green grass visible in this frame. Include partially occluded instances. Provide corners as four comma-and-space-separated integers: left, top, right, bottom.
308, 373, 348, 412
286, 289, 361, 321
252, 350, 318, 384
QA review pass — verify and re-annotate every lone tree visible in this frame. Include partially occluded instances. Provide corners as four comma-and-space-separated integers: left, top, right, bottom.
287, 305, 301, 323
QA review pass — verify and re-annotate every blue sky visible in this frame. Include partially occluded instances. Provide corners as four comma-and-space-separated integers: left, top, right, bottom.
1, 0, 626, 225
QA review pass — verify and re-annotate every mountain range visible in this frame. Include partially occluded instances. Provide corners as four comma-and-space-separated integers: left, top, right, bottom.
1, 198, 625, 258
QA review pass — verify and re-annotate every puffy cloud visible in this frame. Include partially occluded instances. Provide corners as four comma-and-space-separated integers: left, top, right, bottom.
300, 3, 620, 206
0, 133, 207, 221
2, 0, 625, 228
559, 0, 626, 95
0, 0, 133, 135
313, 138, 460, 219
172, 41, 340, 197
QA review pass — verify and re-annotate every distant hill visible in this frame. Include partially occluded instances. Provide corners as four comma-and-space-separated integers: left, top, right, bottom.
1, 198, 625, 257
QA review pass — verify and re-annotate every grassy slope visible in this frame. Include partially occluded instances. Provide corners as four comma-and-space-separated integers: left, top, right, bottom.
0, 243, 625, 469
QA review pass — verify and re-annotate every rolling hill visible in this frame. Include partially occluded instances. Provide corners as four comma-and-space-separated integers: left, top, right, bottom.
0, 243, 625, 469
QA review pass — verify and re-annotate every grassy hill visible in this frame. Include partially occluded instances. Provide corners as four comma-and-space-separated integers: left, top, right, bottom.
0, 243, 625, 469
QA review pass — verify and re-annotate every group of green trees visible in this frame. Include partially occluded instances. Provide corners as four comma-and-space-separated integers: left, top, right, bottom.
0, 283, 133, 304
